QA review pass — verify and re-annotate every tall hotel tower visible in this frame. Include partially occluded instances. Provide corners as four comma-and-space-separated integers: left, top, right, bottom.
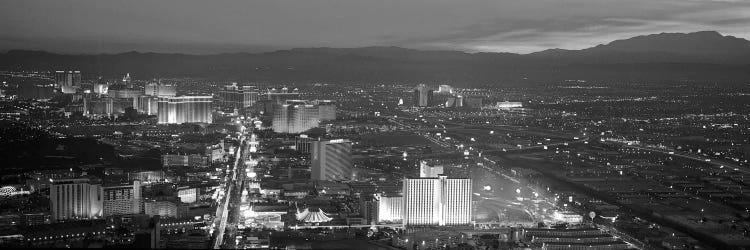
50, 178, 104, 221
413, 84, 433, 107
402, 176, 472, 227
157, 96, 213, 124
218, 83, 259, 108
272, 101, 320, 133
311, 139, 353, 181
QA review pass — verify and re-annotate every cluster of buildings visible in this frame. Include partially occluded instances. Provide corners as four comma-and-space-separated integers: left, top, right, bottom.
410, 84, 488, 109
51, 71, 215, 124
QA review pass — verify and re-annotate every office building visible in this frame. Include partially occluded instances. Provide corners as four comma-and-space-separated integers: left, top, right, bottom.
311, 139, 352, 181
218, 83, 259, 108
419, 161, 444, 178
50, 178, 104, 221
103, 180, 142, 216
157, 96, 213, 124
402, 176, 472, 227
271, 101, 319, 133
413, 84, 433, 107
377, 195, 403, 223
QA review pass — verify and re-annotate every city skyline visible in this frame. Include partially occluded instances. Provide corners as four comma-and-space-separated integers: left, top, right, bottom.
1, 1, 748, 249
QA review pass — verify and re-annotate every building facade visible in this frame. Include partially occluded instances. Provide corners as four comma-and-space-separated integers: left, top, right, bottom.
144, 199, 187, 218
402, 176, 472, 227
271, 101, 320, 133
377, 195, 403, 223
103, 180, 142, 216
50, 178, 104, 222
218, 83, 259, 108
295, 134, 314, 153
311, 139, 352, 181
157, 96, 213, 124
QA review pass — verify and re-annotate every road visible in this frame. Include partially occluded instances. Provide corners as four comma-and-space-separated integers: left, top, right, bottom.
619, 143, 750, 174
213, 134, 245, 249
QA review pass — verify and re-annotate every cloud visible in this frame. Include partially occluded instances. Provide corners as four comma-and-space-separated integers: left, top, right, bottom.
400, 0, 750, 53
0, 0, 749, 54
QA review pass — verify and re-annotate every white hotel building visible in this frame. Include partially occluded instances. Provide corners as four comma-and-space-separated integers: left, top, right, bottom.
50, 178, 104, 222
402, 176, 472, 227
377, 195, 403, 223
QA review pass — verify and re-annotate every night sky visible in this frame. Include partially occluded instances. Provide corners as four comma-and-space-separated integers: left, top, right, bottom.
2, 0, 749, 54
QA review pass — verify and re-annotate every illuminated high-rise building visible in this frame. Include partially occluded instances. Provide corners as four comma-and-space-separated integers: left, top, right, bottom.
55, 70, 82, 94
103, 180, 142, 216
218, 83, 259, 108
402, 176, 472, 227
413, 84, 433, 107
157, 96, 213, 124
271, 100, 319, 133
311, 139, 352, 181
137, 96, 159, 115
50, 178, 104, 221
377, 194, 403, 223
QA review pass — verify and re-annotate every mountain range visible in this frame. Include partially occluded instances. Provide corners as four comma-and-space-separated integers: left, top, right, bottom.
1, 31, 749, 85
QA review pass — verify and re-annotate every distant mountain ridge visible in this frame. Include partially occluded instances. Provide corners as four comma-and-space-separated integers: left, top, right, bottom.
2, 31, 749, 84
